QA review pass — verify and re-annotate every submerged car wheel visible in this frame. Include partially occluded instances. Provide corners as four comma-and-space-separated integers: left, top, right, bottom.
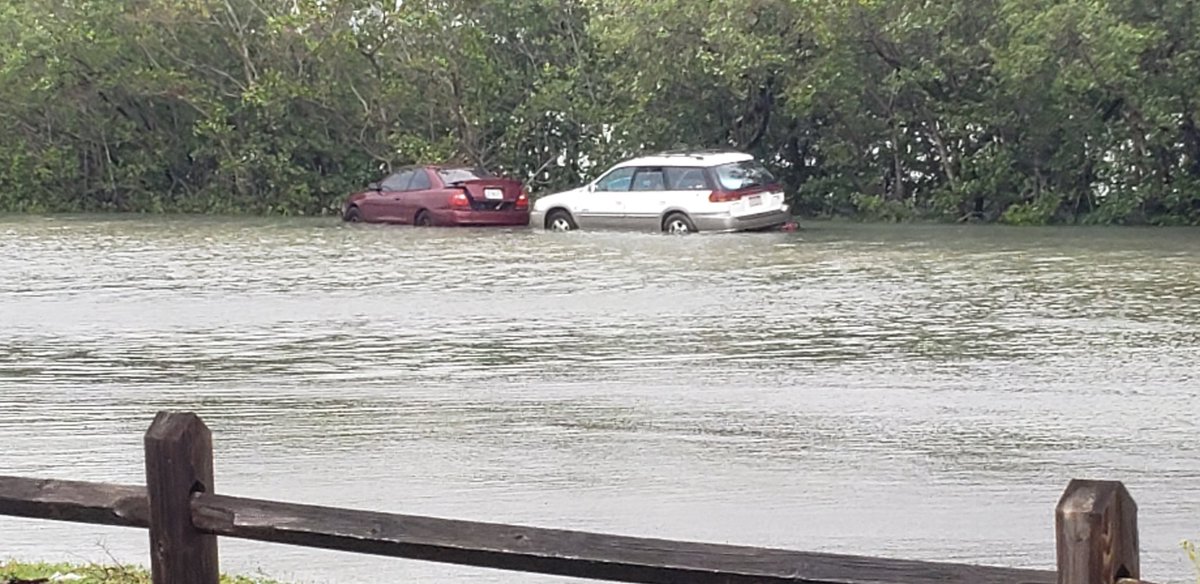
415, 210, 433, 227
343, 206, 363, 223
546, 209, 577, 232
663, 213, 696, 235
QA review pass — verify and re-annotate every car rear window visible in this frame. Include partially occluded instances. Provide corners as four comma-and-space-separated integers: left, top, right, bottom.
666, 167, 709, 190
713, 161, 776, 190
437, 168, 492, 184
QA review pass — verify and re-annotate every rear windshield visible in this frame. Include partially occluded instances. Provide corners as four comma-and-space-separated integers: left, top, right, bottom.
437, 167, 492, 184
713, 161, 776, 190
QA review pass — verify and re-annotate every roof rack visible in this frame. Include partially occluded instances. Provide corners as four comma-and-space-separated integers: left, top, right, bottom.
649, 148, 743, 158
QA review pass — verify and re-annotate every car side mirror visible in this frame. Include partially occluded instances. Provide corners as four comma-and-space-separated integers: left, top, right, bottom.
587, 183, 597, 193
367, 182, 381, 191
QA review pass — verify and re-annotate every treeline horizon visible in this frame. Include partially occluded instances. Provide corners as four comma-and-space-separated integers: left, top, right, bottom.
2, 0, 1198, 224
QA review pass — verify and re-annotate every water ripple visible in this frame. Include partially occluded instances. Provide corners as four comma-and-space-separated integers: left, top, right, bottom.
2, 217, 1199, 583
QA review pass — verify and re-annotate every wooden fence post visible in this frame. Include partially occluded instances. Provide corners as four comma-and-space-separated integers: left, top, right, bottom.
145, 411, 220, 584
1056, 479, 1138, 584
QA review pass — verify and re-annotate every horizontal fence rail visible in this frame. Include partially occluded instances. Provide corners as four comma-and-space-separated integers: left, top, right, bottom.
0, 411, 1148, 584
0, 475, 1057, 584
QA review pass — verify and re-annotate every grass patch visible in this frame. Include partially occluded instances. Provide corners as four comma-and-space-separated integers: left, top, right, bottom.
0, 561, 278, 584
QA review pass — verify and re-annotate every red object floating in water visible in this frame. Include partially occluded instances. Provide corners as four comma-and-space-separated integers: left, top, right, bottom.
780, 221, 799, 232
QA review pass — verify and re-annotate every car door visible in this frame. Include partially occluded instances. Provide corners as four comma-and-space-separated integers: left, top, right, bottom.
575, 166, 634, 229
656, 166, 715, 225
621, 167, 670, 230
399, 168, 434, 222
369, 170, 414, 223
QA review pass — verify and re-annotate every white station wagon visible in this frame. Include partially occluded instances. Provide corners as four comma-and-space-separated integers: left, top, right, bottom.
530, 151, 792, 233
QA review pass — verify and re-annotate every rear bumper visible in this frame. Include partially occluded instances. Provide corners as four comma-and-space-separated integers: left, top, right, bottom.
432, 209, 531, 227
693, 206, 792, 232
529, 210, 546, 229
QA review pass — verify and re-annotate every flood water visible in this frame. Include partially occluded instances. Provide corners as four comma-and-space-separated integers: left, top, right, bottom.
1, 215, 1198, 583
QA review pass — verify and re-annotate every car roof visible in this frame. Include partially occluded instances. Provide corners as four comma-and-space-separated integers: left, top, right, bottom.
613, 150, 755, 169
423, 164, 482, 171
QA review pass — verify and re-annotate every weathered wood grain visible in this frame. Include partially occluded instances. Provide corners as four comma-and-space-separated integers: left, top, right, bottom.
0, 475, 148, 527
3, 411, 1148, 584
192, 492, 1058, 584
1056, 479, 1139, 584
144, 411, 220, 584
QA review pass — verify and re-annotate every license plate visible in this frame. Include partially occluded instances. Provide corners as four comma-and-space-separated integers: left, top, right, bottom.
484, 188, 503, 200
747, 195, 762, 207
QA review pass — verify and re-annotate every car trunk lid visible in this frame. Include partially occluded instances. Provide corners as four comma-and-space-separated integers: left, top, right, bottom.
451, 178, 526, 211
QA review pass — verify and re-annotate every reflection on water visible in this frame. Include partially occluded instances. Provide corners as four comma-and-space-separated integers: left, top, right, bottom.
2, 216, 1199, 583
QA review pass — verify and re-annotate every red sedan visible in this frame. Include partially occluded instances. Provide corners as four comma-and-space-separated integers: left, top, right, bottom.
342, 166, 530, 227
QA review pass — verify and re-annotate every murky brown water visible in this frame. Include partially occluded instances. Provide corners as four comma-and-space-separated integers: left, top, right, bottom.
1, 215, 1198, 583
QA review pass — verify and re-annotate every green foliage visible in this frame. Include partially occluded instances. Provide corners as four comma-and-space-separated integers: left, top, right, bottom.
0, 560, 277, 584
852, 194, 917, 223
0, 0, 1199, 223
1000, 192, 1063, 225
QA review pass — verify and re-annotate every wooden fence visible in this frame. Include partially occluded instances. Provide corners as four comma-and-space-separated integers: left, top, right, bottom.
0, 411, 1148, 584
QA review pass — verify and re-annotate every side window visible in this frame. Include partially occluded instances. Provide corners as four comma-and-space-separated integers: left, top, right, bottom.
630, 168, 666, 192
666, 167, 709, 190
594, 167, 635, 192
408, 169, 432, 191
381, 170, 414, 191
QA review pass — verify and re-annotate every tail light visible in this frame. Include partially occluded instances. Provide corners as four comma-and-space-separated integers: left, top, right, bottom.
515, 189, 529, 210
450, 191, 471, 209
709, 191, 744, 203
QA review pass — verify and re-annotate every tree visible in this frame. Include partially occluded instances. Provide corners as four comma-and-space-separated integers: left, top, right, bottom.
1, 0, 1197, 224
